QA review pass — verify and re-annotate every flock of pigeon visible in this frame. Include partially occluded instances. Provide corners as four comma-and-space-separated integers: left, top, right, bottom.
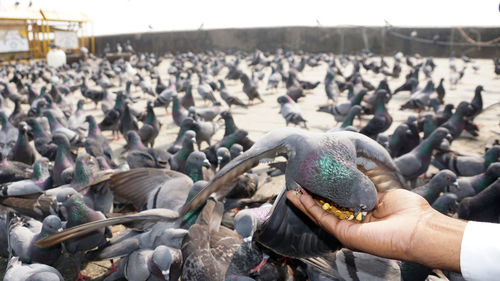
0, 46, 498, 281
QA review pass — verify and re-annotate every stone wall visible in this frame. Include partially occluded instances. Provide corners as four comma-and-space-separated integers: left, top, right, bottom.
94, 26, 500, 58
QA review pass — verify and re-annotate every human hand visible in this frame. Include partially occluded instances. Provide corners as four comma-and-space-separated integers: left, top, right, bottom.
286, 188, 465, 272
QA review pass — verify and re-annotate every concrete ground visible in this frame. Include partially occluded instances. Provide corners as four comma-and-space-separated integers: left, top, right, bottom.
1, 54, 499, 280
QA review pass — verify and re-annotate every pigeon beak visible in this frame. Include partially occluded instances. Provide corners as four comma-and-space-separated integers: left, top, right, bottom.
449, 182, 459, 190
406, 129, 412, 135
217, 156, 223, 163
202, 159, 211, 168
439, 139, 451, 150
57, 227, 63, 232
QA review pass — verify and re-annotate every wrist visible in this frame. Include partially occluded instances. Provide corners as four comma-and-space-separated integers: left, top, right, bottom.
407, 209, 466, 272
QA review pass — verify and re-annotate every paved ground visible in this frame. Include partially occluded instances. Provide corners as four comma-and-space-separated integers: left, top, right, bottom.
1, 54, 499, 280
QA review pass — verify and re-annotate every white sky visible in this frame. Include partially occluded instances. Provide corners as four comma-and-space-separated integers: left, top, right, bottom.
1, 0, 499, 35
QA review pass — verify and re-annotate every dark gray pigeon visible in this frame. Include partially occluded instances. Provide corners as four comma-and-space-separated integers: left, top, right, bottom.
412, 170, 457, 204
448, 162, 500, 200
432, 146, 500, 177
181, 128, 404, 258
125, 131, 171, 169
0, 149, 32, 184
394, 127, 451, 184
1, 157, 52, 197
8, 122, 35, 165
458, 179, 500, 223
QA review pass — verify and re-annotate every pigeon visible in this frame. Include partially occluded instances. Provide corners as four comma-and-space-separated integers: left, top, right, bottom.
277, 95, 308, 128
3, 256, 64, 281
432, 146, 500, 177
26, 118, 57, 161
266, 66, 282, 91
181, 128, 404, 258
218, 80, 247, 108
448, 162, 500, 201
52, 134, 76, 186
436, 78, 445, 104
197, 76, 217, 104
180, 84, 195, 110
393, 77, 418, 95
216, 147, 231, 170
181, 199, 267, 281
154, 83, 176, 109
458, 179, 500, 223
195, 119, 219, 149
219, 111, 254, 151
44, 110, 81, 148
167, 118, 200, 154
108, 245, 183, 281
388, 124, 411, 158
169, 130, 196, 172
119, 103, 139, 141
0, 149, 33, 185
8, 122, 35, 165
435, 104, 454, 127
324, 70, 340, 101
55, 188, 112, 280
394, 127, 451, 183
84, 115, 115, 167
441, 101, 475, 139
171, 94, 189, 127
317, 89, 367, 123
412, 170, 457, 204
68, 100, 87, 137
240, 73, 264, 104
125, 131, 171, 169
0, 111, 18, 157
8, 214, 62, 265
400, 80, 435, 112
468, 85, 484, 121
359, 90, 392, 139
138, 101, 160, 147
188, 104, 221, 122
0, 157, 52, 197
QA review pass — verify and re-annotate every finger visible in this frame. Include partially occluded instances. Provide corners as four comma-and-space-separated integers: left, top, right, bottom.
294, 190, 343, 232
285, 190, 318, 223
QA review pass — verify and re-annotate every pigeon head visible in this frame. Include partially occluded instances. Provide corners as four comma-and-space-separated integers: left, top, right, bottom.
126, 131, 145, 147
486, 162, 500, 178
72, 153, 96, 186
41, 215, 63, 236
427, 127, 451, 147
184, 130, 196, 143
76, 99, 85, 110
216, 147, 231, 169
485, 146, 500, 164
187, 151, 210, 169
432, 170, 458, 192
475, 85, 484, 93
349, 105, 363, 116
230, 143, 243, 159
52, 134, 70, 147
277, 95, 292, 105
219, 110, 232, 120
152, 245, 174, 280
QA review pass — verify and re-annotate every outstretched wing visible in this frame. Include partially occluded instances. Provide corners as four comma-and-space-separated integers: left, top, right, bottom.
179, 127, 304, 217
340, 131, 406, 191
35, 208, 178, 248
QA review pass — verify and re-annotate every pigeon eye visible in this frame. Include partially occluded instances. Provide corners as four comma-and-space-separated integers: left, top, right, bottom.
445, 176, 450, 180
195, 156, 199, 160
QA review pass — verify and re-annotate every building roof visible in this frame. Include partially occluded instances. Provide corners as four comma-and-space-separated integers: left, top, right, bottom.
0, 7, 90, 22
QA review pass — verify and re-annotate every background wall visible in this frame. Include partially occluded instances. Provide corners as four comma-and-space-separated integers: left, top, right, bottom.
94, 26, 500, 58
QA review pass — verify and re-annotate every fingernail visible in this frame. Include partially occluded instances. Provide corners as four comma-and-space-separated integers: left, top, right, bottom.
300, 187, 307, 195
